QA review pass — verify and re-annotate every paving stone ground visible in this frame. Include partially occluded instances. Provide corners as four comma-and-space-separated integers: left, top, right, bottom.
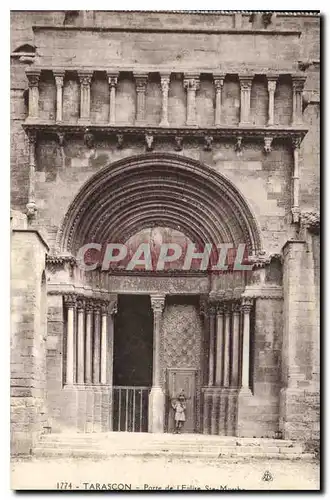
11, 456, 319, 491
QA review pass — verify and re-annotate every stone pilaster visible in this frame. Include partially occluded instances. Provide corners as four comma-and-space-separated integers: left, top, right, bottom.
291, 136, 302, 223
26, 131, 37, 221
134, 73, 148, 125
241, 298, 253, 390
149, 294, 165, 433
239, 75, 253, 126
92, 301, 101, 384
292, 75, 306, 125
208, 303, 216, 386
100, 301, 109, 384
78, 71, 93, 123
223, 304, 231, 387
215, 304, 224, 386
53, 70, 65, 123
279, 240, 319, 440
214, 75, 224, 127
231, 302, 241, 387
107, 72, 118, 125
159, 73, 170, 127
85, 300, 93, 384
26, 70, 40, 120
76, 298, 85, 384
64, 294, 76, 385
267, 75, 278, 126
184, 74, 200, 126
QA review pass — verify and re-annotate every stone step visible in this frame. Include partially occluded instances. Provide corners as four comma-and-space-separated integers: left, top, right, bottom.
36, 440, 304, 454
33, 446, 315, 461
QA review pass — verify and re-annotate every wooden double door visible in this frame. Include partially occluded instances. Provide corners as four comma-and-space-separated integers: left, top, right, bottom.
166, 368, 198, 433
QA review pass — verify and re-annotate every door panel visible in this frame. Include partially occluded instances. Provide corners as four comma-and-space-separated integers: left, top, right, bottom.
167, 368, 197, 433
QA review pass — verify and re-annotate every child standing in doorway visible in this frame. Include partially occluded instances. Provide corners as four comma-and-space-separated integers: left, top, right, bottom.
171, 390, 187, 434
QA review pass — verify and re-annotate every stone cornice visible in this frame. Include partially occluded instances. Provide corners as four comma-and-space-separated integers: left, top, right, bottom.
27, 66, 307, 77
22, 122, 307, 142
242, 285, 283, 300
32, 25, 302, 36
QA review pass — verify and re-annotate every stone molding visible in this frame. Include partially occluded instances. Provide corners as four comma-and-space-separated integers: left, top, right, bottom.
55, 153, 262, 257
242, 285, 283, 300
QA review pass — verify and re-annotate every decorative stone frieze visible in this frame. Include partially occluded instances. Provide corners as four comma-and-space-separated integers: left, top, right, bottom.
264, 136, 273, 153
204, 135, 213, 151
174, 136, 183, 151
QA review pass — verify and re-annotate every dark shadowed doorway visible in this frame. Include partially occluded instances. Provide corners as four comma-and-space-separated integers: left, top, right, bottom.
112, 294, 153, 431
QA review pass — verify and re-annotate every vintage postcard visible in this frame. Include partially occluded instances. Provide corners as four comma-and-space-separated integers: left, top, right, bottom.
10, 9, 320, 491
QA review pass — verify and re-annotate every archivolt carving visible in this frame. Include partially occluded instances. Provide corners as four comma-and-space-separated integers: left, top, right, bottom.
56, 153, 262, 256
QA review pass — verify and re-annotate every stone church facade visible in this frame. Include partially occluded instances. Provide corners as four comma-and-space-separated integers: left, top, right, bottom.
11, 11, 320, 455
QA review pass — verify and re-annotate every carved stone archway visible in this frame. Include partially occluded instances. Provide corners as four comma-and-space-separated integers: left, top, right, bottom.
56, 153, 263, 257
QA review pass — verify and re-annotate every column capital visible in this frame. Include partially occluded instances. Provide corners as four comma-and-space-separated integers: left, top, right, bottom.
78, 71, 93, 86
232, 301, 241, 314
241, 298, 253, 313
184, 75, 200, 91
134, 73, 148, 91
53, 70, 65, 87
150, 294, 165, 313
160, 74, 170, 91
76, 297, 85, 311
26, 69, 40, 87
216, 303, 225, 315
267, 78, 277, 93
239, 75, 253, 90
63, 294, 76, 308
213, 74, 225, 89
109, 299, 118, 316
208, 303, 217, 316
93, 300, 102, 313
27, 130, 37, 145
107, 72, 118, 87
292, 136, 302, 150
292, 75, 306, 92
85, 299, 94, 312
223, 302, 231, 315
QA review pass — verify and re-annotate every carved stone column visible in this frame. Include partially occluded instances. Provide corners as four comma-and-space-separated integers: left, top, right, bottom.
92, 301, 101, 384
149, 294, 165, 433
214, 75, 224, 127
241, 298, 253, 389
64, 294, 76, 385
107, 299, 117, 388
215, 304, 224, 386
184, 74, 200, 126
107, 72, 118, 125
208, 303, 216, 386
159, 73, 170, 127
78, 71, 93, 123
100, 301, 109, 384
85, 300, 93, 384
223, 304, 231, 387
239, 75, 253, 125
26, 70, 40, 120
267, 76, 278, 126
291, 136, 302, 223
231, 302, 241, 387
292, 76, 306, 125
26, 131, 37, 220
134, 73, 148, 125
54, 70, 65, 123
76, 297, 85, 384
